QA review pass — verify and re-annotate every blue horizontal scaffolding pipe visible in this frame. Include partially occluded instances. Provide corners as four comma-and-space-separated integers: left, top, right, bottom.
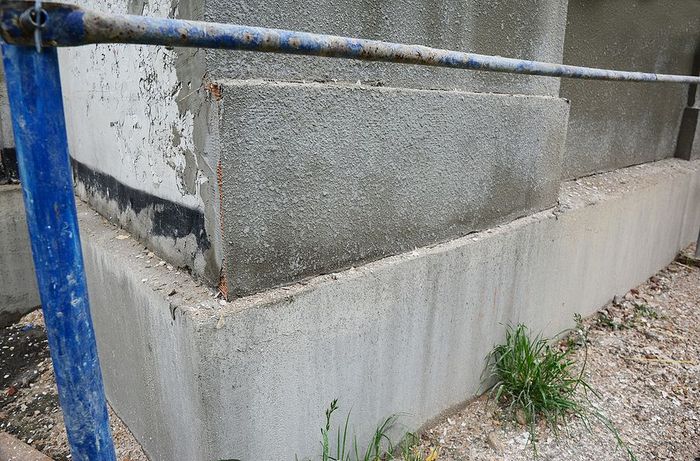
0, 1, 700, 84
0, 0, 698, 459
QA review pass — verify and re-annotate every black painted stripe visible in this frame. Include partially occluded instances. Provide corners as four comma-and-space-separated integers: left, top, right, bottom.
71, 158, 210, 251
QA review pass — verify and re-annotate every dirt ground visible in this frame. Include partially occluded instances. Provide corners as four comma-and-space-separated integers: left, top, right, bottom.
0, 310, 148, 461
419, 247, 700, 461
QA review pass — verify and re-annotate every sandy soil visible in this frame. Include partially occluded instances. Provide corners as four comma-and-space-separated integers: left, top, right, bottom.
0, 310, 148, 461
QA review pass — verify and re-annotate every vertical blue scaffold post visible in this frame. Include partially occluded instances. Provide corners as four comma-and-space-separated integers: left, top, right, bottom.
1, 44, 117, 460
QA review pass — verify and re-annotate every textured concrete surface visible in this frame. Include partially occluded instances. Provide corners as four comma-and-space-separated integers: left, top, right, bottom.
219, 81, 569, 296
559, 0, 700, 179
0, 186, 38, 327
83, 159, 700, 461
205, 0, 569, 96
40, 0, 570, 290
78, 206, 212, 461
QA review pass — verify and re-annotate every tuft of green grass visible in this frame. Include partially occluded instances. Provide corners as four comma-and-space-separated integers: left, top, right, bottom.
301, 400, 439, 461
488, 323, 636, 460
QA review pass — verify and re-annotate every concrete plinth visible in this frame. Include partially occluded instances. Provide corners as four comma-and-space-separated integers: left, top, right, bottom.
82, 159, 700, 461
0, 185, 38, 326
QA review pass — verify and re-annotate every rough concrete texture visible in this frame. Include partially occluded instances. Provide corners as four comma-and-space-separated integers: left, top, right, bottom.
204, 0, 568, 96
0, 186, 38, 327
77, 208, 214, 461
220, 81, 570, 296
0, 0, 571, 290
82, 159, 700, 461
559, 0, 700, 179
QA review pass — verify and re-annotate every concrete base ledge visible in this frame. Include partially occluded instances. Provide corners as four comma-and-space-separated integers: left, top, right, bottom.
81, 159, 700, 461
0, 185, 39, 327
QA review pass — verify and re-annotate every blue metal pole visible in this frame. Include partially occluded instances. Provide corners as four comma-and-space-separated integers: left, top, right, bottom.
1, 44, 116, 461
1, 1, 700, 85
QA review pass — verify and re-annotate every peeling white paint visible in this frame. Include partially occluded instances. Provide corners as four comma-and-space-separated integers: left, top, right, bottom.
59, 0, 205, 209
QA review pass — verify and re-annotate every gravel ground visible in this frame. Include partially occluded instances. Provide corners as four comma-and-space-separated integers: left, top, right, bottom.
420, 247, 700, 461
0, 310, 148, 461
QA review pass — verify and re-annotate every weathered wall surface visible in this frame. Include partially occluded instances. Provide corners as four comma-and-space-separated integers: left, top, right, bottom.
205, 0, 569, 97
560, 0, 700, 178
57, 0, 223, 285
209, 0, 573, 296
84, 159, 700, 461
220, 81, 569, 296
0, 186, 39, 327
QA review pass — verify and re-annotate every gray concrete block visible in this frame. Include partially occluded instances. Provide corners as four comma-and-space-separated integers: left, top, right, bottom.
83, 159, 700, 461
204, 0, 569, 96
219, 81, 570, 296
0, 185, 39, 326
559, 0, 700, 179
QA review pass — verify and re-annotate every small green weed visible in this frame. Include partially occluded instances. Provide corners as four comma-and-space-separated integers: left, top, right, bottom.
596, 311, 631, 330
565, 313, 588, 349
301, 400, 439, 461
488, 323, 636, 460
633, 302, 659, 320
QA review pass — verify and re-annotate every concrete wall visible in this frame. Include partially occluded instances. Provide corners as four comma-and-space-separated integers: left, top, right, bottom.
205, 0, 568, 96
220, 81, 569, 296
0, 0, 563, 298
2, 0, 699, 299
0, 2, 699, 459
210, 0, 573, 296
560, 0, 700, 178
84, 159, 700, 461
24, 0, 571, 298
0, 186, 39, 327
